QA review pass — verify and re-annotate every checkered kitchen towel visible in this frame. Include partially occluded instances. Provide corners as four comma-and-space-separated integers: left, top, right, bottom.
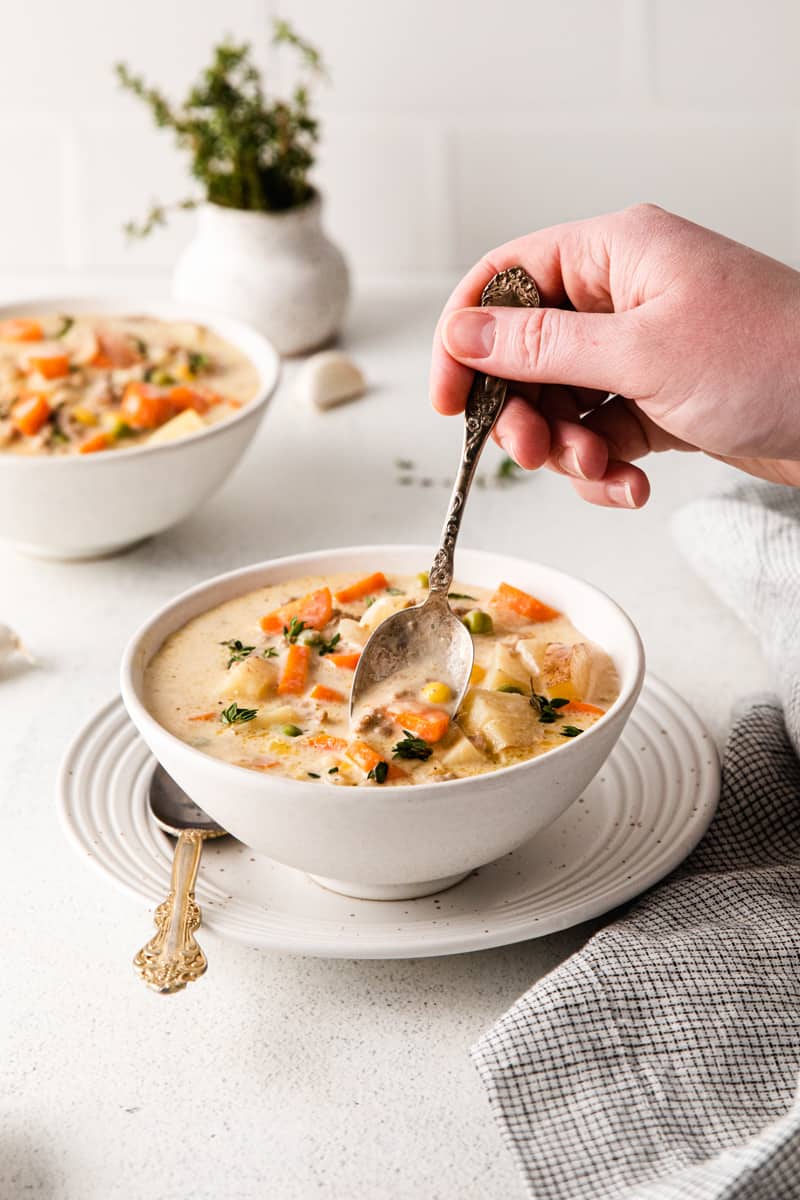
472, 482, 800, 1199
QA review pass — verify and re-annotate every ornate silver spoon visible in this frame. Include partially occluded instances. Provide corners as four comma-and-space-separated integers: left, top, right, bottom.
133, 765, 227, 994
350, 266, 540, 724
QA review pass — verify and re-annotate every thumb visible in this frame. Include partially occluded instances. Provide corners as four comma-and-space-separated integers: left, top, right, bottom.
441, 305, 640, 395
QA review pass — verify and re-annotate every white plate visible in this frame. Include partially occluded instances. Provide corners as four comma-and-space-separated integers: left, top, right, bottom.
57, 675, 719, 959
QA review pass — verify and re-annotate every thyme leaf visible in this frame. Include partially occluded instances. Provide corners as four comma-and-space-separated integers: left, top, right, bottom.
530, 691, 571, 724
367, 761, 389, 784
392, 731, 433, 761
283, 617, 307, 644
220, 702, 258, 725
317, 632, 341, 657
220, 638, 255, 668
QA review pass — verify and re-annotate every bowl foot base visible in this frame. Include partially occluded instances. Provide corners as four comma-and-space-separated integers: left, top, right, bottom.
307, 870, 471, 901
11, 537, 149, 561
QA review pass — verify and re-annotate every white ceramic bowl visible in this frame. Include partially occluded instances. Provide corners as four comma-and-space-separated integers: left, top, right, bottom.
120, 545, 645, 900
0, 297, 280, 559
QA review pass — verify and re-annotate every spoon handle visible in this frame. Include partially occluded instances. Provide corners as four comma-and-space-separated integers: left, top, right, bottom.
428, 266, 541, 595
133, 829, 209, 994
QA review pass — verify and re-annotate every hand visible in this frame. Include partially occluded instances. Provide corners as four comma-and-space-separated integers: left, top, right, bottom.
430, 204, 800, 507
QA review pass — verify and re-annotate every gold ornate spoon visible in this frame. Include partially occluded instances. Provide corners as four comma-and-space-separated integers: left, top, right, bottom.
350, 266, 540, 724
133, 765, 226, 994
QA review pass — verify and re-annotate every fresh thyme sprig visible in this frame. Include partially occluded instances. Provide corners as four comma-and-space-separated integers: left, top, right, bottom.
529, 691, 570, 724
392, 731, 433, 761
116, 24, 326, 237
221, 638, 255, 668
220, 702, 258, 725
283, 617, 307, 644
317, 632, 341, 656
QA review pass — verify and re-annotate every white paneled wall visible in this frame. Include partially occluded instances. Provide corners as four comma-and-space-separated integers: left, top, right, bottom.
0, 0, 798, 280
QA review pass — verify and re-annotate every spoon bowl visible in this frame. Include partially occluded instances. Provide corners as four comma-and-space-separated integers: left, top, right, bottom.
148, 763, 226, 837
350, 591, 474, 720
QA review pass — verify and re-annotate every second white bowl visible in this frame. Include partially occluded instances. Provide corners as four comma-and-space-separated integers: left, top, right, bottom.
0, 297, 280, 559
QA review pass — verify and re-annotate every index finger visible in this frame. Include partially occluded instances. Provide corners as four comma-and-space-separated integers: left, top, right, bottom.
430, 215, 610, 415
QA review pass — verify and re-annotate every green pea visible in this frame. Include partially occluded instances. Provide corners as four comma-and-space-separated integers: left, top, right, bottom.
496, 684, 524, 694
416, 571, 429, 588
282, 724, 303, 738
463, 609, 494, 635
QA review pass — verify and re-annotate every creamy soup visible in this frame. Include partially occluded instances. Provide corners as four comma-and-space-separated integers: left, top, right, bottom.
0, 314, 260, 455
145, 571, 620, 787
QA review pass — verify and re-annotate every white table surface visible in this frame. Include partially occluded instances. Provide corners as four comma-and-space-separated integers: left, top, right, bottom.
0, 279, 769, 1200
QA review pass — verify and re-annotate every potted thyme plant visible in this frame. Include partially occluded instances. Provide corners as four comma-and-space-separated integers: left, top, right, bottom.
116, 21, 349, 355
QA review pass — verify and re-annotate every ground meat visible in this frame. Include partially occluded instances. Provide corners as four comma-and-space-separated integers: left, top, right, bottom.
355, 709, 395, 737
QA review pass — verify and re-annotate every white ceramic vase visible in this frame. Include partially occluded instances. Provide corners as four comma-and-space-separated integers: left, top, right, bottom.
172, 194, 350, 356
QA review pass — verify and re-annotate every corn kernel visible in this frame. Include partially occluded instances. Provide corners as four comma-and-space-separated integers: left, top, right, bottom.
72, 405, 97, 427
470, 663, 486, 685
421, 681, 451, 705
267, 740, 291, 757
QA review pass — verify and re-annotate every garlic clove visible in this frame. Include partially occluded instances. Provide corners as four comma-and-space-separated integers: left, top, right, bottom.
295, 350, 366, 410
0, 624, 34, 665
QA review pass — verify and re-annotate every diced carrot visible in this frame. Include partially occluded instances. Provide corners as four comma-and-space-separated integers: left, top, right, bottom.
168, 385, 213, 415
345, 740, 383, 773
0, 318, 44, 342
389, 708, 450, 743
11, 393, 51, 436
334, 572, 389, 604
561, 700, 606, 716
79, 432, 110, 454
238, 758, 279, 771
90, 328, 141, 368
27, 352, 70, 380
260, 586, 333, 634
491, 581, 561, 623
345, 743, 407, 781
278, 643, 310, 695
310, 684, 345, 704
326, 652, 361, 671
188, 711, 217, 722
307, 733, 348, 753
121, 381, 176, 430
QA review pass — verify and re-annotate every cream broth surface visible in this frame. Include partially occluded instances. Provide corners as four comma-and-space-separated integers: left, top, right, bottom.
0, 313, 260, 456
144, 571, 620, 787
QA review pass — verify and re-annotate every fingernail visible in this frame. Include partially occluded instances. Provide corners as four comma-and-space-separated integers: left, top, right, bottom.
607, 480, 636, 507
443, 310, 496, 359
502, 436, 518, 464
557, 447, 587, 480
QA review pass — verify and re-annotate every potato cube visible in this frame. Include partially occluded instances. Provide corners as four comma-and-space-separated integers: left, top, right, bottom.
336, 617, 368, 647
441, 730, 486, 770
484, 642, 529, 692
146, 408, 205, 445
516, 636, 546, 678
222, 656, 278, 702
250, 703, 299, 731
460, 689, 541, 754
541, 641, 614, 702
358, 593, 411, 632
